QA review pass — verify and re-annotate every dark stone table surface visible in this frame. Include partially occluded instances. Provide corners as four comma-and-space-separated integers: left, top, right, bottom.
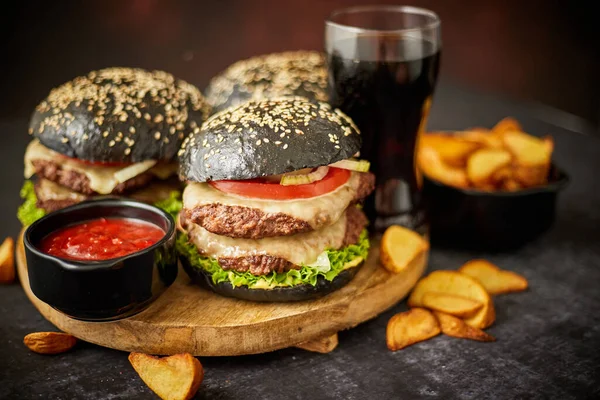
1, 83, 599, 399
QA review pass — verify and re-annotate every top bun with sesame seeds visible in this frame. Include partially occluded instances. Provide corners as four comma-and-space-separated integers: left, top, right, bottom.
178, 97, 361, 182
30, 67, 211, 163
204, 51, 328, 114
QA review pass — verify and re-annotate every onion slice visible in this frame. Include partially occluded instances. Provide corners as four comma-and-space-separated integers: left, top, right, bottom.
263, 168, 313, 183
280, 166, 329, 186
329, 159, 370, 172
306, 251, 331, 272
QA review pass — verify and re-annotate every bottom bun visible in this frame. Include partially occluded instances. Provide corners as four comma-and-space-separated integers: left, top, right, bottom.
180, 256, 362, 302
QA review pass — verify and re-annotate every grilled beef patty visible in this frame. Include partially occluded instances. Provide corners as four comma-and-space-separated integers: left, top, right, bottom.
34, 177, 182, 212
31, 159, 155, 195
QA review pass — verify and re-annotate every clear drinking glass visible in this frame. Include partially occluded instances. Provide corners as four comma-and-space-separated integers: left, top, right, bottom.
325, 6, 441, 234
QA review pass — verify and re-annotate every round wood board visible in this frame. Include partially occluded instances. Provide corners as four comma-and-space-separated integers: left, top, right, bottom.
16, 231, 427, 356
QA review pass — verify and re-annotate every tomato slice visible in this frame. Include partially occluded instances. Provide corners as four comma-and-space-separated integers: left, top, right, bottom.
59, 154, 131, 167
209, 167, 351, 200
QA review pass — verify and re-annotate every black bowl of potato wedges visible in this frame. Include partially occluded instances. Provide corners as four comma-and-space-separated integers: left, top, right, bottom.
418, 118, 569, 251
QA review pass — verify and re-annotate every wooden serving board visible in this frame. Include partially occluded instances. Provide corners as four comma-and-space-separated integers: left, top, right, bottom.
16, 232, 427, 356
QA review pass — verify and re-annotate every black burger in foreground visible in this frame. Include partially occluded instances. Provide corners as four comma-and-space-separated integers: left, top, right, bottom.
204, 51, 328, 114
176, 97, 375, 302
19, 67, 210, 225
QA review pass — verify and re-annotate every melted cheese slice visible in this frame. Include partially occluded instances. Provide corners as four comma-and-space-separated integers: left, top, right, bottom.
183, 172, 361, 229
35, 179, 88, 202
24, 140, 178, 194
35, 178, 181, 205
183, 212, 348, 265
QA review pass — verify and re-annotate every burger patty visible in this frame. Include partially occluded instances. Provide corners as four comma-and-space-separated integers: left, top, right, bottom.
36, 197, 82, 213
206, 206, 368, 275
218, 255, 293, 276
34, 177, 182, 213
184, 204, 312, 239
31, 159, 154, 195
184, 171, 375, 239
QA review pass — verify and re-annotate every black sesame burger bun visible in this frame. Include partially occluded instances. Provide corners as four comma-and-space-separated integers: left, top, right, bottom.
178, 97, 361, 182
205, 51, 328, 113
30, 67, 211, 163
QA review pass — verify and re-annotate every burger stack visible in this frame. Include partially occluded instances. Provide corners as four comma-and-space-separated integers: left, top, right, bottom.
19, 67, 210, 225
177, 97, 374, 301
18, 52, 376, 301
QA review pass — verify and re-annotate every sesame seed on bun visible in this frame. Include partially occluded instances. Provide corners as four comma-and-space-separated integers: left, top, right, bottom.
178, 97, 361, 182
29, 67, 211, 163
204, 51, 328, 113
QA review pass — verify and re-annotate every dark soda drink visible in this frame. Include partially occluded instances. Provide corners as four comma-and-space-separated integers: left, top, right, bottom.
327, 36, 441, 233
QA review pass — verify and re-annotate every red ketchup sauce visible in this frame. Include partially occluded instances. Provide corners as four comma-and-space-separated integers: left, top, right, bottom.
39, 218, 165, 261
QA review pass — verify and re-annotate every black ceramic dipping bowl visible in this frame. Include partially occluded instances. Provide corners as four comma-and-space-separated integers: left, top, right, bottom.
24, 199, 178, 321
423, 164, 569, 252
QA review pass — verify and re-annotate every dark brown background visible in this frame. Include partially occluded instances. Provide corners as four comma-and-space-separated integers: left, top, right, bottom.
1, 0, 599, 132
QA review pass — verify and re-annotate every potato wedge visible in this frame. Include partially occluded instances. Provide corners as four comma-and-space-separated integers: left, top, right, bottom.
386, 308, 440, 351
490, 165, 513, 186
502, 130, 551, 166
513, 164, 550, 187
492, 166, 526, 192
0, 237, 15, 284
418, 147, 469, 188
433, 311, 496, 342
421, 117, 553, 191
476, 184, 497, 192
420, 133, 481, 167
422, 292, 483, 318
502, 130, 552, 187
461, 130, 504, 149
462, 117, 521, 148
501, 179, 523, 191
492, 117, 523, 135
542, 135, 555, 153
380, 225, 429, 274
129, 353, 203, 400
408, 270, 495, 329
458, 259, 528, 295
466, 127, 491, 133
467, 148, 512, 186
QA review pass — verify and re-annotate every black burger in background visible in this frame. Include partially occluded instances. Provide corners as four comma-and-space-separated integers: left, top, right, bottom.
176, 97, 375, 301
204, 51, 328, 114
19, 67, 211, 225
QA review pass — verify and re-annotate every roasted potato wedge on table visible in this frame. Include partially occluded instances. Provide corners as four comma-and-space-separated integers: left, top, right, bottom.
459, 260, 528, 295
0, 237, 15, 284
380, 225, 429, 274
408, 270, 495, 329
386, 308, 441, 351
129, 353, 203, 400
433, 311, 496, 342
422, 292, 483, 318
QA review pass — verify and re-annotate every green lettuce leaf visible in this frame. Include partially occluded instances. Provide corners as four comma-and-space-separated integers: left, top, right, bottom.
153, 190, 183, 220
177, 229, 370, 289
17, 180, 46, 226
